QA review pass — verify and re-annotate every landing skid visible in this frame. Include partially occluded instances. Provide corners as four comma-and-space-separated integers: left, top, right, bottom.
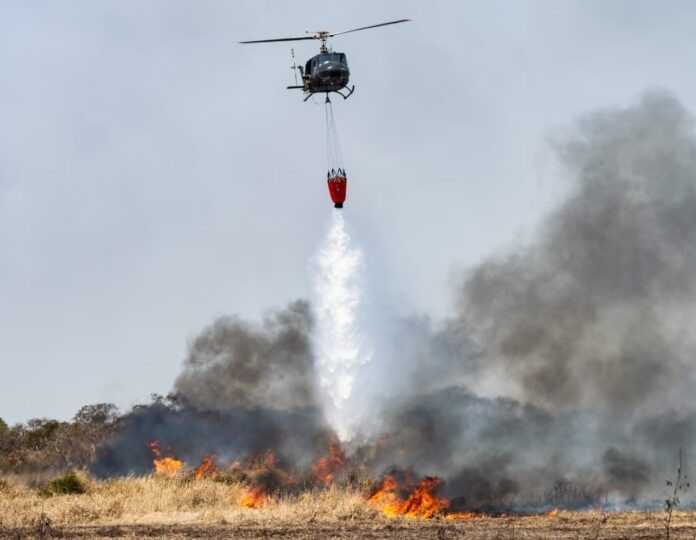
304, 86, 355, 102
334, 85, 355, 100
286, 85, 356, 102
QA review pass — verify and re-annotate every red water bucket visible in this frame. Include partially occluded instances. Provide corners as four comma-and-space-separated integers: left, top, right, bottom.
327, 175, 347, 208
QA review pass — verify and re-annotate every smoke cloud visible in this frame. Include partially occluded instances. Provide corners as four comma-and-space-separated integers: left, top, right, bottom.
361, 91, 696, 507
174, 300, 317, 412
460, 92, 696, 414
94, 301, 332, 477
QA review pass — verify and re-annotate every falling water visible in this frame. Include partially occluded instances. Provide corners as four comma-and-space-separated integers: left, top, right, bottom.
311, 211, 372, 441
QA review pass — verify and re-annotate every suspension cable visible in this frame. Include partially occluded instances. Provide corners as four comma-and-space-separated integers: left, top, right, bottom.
324, 97, 344, 174
328, 99, 344, 169
325, 98, 331, 172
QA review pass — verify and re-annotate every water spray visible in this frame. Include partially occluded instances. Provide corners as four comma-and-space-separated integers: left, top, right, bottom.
311, 211, 372, 440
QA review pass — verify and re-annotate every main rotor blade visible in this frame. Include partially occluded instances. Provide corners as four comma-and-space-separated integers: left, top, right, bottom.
239, 36, 317, 44
328, 18, 411, 37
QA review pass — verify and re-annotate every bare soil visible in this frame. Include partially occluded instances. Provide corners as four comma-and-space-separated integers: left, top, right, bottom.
4, 512, 696, 539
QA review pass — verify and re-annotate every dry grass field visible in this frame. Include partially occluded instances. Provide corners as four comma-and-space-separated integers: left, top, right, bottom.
1, 474, 696, 538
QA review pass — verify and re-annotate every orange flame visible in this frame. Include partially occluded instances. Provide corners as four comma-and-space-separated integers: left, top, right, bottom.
239, 487, 266, 508
194, 454, 219, 480
311, 444, 346, 485
234, 450, 295, 510
148, 441, 183, 478
369, 475, 477, 520
398, 477, 450, 518
247, 450, 278, 470
246, 450, 294, 485
446, 512, 477, 520
368, 475, 401, 514
547, 508, 559, 517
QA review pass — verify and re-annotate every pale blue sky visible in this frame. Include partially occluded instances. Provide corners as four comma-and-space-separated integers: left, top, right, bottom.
2, 0, 696, 423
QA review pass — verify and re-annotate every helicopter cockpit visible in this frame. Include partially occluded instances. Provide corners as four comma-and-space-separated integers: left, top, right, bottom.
306, 53, 349, 93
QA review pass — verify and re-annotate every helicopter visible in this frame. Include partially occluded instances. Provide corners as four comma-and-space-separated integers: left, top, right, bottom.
239, 18, 410, 101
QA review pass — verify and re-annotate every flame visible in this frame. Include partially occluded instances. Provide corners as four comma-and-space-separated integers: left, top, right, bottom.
235, 450, 294, 510
368, 475, 402, 515
239, 487, 266, 508
148, 441, 183, 478
369, 475, 447, 518
194, 454, 219, 480
311, 444, 346, 485
369, 475, 478, 520
262, 451, 278, 469
547, 508, 559, 517
398, 477, 450, 519
248, 450, 279, 470
446, 512, 477, 520
246, 450, 294, 485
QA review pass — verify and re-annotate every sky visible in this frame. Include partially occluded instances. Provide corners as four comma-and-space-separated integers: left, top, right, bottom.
2, 0, 696, 424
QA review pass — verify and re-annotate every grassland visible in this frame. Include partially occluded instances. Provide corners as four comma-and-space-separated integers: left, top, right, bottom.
1, 474, 696, 538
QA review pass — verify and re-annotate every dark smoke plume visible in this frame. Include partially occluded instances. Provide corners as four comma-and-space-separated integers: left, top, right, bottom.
364, 92, 696, 507
460, 91, 696, 414
93, 301, 331, 476
174, 300, 318, 411
92, 397, 332, 477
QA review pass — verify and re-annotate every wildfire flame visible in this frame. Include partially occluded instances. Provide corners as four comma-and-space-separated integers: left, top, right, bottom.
446, 512, 477, 520
143, 441, 477, 519
234, 450, 293, 510
368, 475, 401, 515
311, 444, 346, 485
397, 477, 450, 518
194, 454, 219, 480
368, 474, 477, 520
239, 487, 266, 508
148, 441, 183, 478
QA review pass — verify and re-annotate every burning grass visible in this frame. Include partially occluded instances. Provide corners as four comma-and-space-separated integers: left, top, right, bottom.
1, 440, 694, 537
1, 476, 696, 539
148, 441, 183, 478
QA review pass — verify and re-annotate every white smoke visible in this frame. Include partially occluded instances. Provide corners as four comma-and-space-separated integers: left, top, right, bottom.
311, 210, 372, 441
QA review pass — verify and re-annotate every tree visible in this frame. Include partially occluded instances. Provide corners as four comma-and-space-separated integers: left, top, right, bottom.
0, 417, 9, 456
72, 403, 120, 464
73, 403, 119, 430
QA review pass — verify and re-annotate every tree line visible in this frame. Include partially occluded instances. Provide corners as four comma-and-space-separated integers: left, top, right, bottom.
0, 403, 120, 473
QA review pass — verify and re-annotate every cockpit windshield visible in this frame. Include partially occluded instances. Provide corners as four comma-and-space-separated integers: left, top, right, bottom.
316, 53, 346, 67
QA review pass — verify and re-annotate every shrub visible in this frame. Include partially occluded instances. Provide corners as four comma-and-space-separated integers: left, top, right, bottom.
40, 471, 87, 496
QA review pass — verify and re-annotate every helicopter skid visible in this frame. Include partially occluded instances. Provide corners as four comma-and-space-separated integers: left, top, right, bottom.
335, 85, 355, 99
289, 85, 355, 102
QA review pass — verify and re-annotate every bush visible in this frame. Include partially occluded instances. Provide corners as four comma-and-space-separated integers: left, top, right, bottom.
40, 471, 87, 496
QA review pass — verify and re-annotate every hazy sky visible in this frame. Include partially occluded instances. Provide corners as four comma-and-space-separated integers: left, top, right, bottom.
3, 1, 696, 424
